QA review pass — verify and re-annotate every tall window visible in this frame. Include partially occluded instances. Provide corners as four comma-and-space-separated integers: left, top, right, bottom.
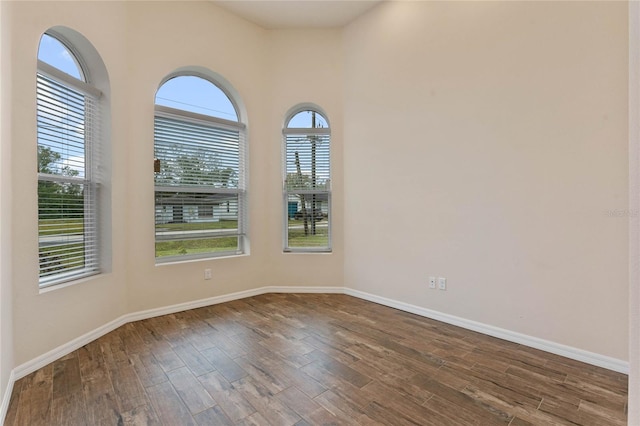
284, 108, 331, 252
154, 74, 246, 262
37, 31, 104, 287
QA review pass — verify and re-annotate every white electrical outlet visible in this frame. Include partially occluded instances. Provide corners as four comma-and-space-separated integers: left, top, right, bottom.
438, 277, 446, 290
204, 269, 212, 280
429, 277, 437, 289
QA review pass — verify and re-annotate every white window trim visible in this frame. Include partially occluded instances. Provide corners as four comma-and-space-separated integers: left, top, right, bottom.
37, 60, 101, 99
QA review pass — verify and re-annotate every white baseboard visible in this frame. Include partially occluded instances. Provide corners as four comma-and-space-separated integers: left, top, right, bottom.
344, 288, 629, 374
11, 286, 345, 381
123, 286, 344, 324
267, 286, 345, 294
0, 370, 15, 426
125, 287, 268, 323
12, 314, 129, 381
2, 285, 628, 424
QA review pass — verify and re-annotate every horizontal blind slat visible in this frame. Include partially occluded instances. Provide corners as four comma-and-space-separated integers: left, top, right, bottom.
284, 126, 331, 251
154, 112, 246, 260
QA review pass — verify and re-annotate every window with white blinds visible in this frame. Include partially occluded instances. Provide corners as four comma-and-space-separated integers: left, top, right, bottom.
154, 75, 246, 262
37, 33, 102, 288
283, 109, 331, 252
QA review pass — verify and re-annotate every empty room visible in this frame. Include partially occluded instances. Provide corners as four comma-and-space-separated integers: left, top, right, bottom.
1, 0, 639, 424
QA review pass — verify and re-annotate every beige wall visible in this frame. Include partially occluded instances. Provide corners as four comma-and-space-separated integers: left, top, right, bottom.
265, 29, 344, 287
4, 0, 345, 368
9, 1, 131, 366
122, 5, 345, 312
343, 1, 629, 360
628, 1, 639, 422
0, 0, 14, 410
122, 1, 271, 313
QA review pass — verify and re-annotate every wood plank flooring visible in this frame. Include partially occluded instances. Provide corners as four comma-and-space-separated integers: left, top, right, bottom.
4, 293, 628, 425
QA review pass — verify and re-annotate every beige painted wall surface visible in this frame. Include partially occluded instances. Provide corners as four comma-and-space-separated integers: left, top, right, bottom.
9, 1, 130, 366
628, 2, 639, 421
0, 0, 14, 409
122, 1, 272, 312
343, 1, 629, 360
6, 0, 346, 367
265, 29, 344, 287
123, 5, 344, 310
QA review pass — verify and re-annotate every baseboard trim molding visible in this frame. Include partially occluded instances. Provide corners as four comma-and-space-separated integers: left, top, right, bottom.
11, 286, 345, 382
1, 370, 15, 426
5, 284, 628, 419
344, 288, 629, 374
121, 286, 344, 324
12, 287, 259, 381
125, 287, 268, 323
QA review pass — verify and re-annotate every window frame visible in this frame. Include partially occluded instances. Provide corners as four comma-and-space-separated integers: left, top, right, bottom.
153, 75, 248, 263
37, 32, 103, 288
283, 108, 332, 253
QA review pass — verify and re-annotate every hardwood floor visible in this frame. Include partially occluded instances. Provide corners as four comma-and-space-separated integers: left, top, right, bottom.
4, 293, 628, 425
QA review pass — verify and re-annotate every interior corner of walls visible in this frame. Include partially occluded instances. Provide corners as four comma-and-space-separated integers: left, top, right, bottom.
0, 2, 15, 422
0, 369, 15, 425
628, 1, 640, 424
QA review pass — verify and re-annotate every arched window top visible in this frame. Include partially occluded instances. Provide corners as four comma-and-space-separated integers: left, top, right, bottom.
286, 109, 329, 129
155, 75, 239, 122
38, 33, 84, 81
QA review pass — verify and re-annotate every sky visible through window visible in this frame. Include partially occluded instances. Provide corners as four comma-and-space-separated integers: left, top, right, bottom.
286, 111, 330, 183
38, 34, 83, 80
38, 35, 329, 182
37, 34, 87, 177
38, 35, 326, 131
156, 76, 238, 121
288, 110, 328, 128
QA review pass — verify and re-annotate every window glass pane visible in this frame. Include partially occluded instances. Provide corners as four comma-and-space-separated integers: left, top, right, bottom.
38, 70, 98, 285
155, 76, 238, 121
38, 181, 89, 277
155, 191, 240, 258
37, 31, 102, 287
154, 74, 245, 261
155, 237, 239, 258
38, 33, 84, 80
287, 110, 328, 128
154, 116, 239, 188
37, 74, 86, 177
284, 108, 331, 252
287, 197, 329, 248
285, 134, 330, 190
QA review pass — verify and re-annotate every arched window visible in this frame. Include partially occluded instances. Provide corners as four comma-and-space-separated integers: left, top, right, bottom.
37, 29, 107, 287
154, 73, 247, 262
283, 107, 331, 252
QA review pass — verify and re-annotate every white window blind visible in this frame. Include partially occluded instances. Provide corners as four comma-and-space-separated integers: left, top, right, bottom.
154, 108, 246, 261
37, 71, 100, 287
284, 122, 331, 252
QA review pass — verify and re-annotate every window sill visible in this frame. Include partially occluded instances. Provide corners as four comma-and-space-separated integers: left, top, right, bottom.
156, 252, 249, 267
39, 271, 107, 294
283, 249, 332, 254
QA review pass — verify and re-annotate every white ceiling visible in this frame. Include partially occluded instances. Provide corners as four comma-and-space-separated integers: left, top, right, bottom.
212, 0, 383, 29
